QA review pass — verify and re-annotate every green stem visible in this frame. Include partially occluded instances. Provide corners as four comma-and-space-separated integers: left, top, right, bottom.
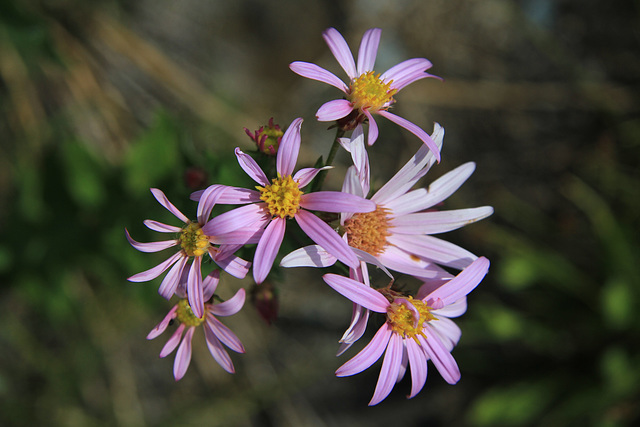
312, 127, 345, 192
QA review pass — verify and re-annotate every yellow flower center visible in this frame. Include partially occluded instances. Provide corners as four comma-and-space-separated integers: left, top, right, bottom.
343, 205, 390, 255
176, 299, 205, 327
385, 296, 436, 343
348, 71, 397, 112
180, 222, 211, 257
257, 174, 303, 219
257, 126, 283, 154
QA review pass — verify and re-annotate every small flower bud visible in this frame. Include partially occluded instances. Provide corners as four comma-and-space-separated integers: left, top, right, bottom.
244, 118, 284, 155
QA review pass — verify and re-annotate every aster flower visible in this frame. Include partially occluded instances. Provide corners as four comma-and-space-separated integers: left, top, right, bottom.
147, 270, 246, 380
281, 123, 493, 282
126, 186, 256, 318
200, 117, 376, 284
290, 27, 441, 160
323, 256, 490, 405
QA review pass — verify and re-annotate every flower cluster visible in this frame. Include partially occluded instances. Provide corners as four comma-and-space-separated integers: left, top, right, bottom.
127, 27, 492, 405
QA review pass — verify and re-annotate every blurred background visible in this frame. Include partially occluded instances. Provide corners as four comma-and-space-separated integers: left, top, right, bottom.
1, 0, 639, 426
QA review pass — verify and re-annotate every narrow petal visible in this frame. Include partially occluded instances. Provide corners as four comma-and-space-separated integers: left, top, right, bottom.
323, 27, 357, 79
406, 338, 428, 399
363, 110, 379, 146
430, 297, 467, 319
144, 220, 182, 233
235, 148, 269, 186
293, 166, 332, 189
202, 270, 220, 301
253, 218, 286, 284
213, 251, 251, 279
192, 186, 261, 205
381, 58, 434, 91
369, 333, 403, 405
351, 248, 394, 279
386, 234, 477, 270
277, 117, 303, 177
158, 255, 188, 299
203, 326, 235, 373
173, 327, 195, 380
300, 191, 375, 213
419, 328, 460, 384
322, 273, 388, 312
377, 246, 454, 281
280, 245, 338, 268
128, 251, 182, 283
210, 288, 246, 317
197, 185, 226, 225
336, 324, 392, 377
160, 324, 185, 358
147, 305, 178, 340
289, 61, 348, 92
295, 210, 359, 269
339, 303, 369, 348
356, 28, 381, 74
383, 188, 429, 216
150, 188, 189, 224
211, 228, 265, 246
410, 162, 477, 212
203, 203, 268, 236
426, 257, 490, 306
378, 111, 441, 162
125, 229, 177, 253
187, 257, 204, 319
389, 207, 495, 234
316, 99, 354, 121
427, 317, 462, 351
206, 315, 245, 353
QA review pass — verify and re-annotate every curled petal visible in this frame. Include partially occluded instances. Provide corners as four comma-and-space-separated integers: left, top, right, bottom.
300, 191, 375, 214
126, 229, 177, 253
150, 188, 189, 224
293, 166, 332, 189
160, 324, 185, 358
316, 99, 354, 121
144, 220, 182, 233
235, 148, 269, 186
363, 110, 378, 146
187, 257, 204, 319
147, 305, 179, 340
202, 270, 220, 301
210, 288, 246, 317
378, 111, 441, 162
191, 187, 261, 205
128, 251, 183, 283
197, 185, 227, 225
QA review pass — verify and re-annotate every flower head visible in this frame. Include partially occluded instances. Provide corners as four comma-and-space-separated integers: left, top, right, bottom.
290, 27, 441, 160
147, 270, 246, 380
199, 117, 376, 284
323, 256, 490, 405
245, 117, 283, 155
126, 186, 254, 318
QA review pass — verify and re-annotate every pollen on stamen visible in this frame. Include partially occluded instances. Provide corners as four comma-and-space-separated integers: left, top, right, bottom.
257, 174, 303, 219
348, 71, 397, 112
385, 296, 436, 343
344, 205, 390, 256
176, 299, 205, 327
180, 222, 211, 257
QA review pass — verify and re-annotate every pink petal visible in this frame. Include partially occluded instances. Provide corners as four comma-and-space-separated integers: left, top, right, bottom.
356, 28, 381, 74
173, 326, 195, 380
419, 328, 460, 384
381, 58, 435, 91
235, 148, 269, 186
197, 185, 227, 225
322, 273, 388, 312
363, 110, 379, 146
202, 270, 220, 301
128, 251, 183, 282
203, 326, 235, 373
383, 188, 428, 215
150, 188, 189, 224
406, 338, 428, 399
295, 210, 359, 269
409, 162, 477, 212
147, 305, 178, 340
253, 218, 286, 284
386, 234, 477, 270
144, 220, 182, 233
160, 323, 185, 358
125, 229, 177, 253
158, 255, 188, 299
289, 61, 348, 92
431, 297, 467, 319
369, 332, 403, 405
351, 247, 394, 279
322, 27, 357, 79
377, 246, 454, 281
191, 186, 261, 205
203, 203, 268, 236
206, 315, 245, 353
293, 166, 331, 189
336, 324, 392, 376
280, 245, 338, 268
277, 117, 303, 177
316, 99, 354, 121
187, 257, 204, 319
390, 207, 494, 234
427, 317, 462, 352
378, 111, 441, 162
210, 288, 246, 317
211, 228, 264, 245
426, 257, 490, 306
213, 250, 251, 279
300, 191, 375, 213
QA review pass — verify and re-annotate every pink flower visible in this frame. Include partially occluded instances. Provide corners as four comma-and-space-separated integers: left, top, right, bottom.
200, 117, 376, 284
147, 270, 246, 380
126, 187, 255, 318
323, 256, 490, 405
281, 123, 493, 283
290, 27, 441, 160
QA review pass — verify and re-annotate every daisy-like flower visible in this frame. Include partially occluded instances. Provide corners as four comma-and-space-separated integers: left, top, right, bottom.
200, 117, 376, 284
323, 256, 490, 405
126, 186, 256, 318
290, 27, 441, 160
281, 123, 493, 282
147, 270, 246, 380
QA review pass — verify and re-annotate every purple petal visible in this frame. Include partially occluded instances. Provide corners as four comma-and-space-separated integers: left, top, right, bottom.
128, 251, 182, 282
316, 99, 354, 121
235, 148, 269, 186
377, 246, 454, 281
369, 332, 403, 405
420, 328, 460, 384
206, 315, 245, 353
150, 188, 189, 224
295, 210, 359, 269
203, 326, 235, 373
406, 338, 428, 399
173, 326, 195, 380
202, 270, 220, 301
147, 305, 178, 340
211, 228, 265, 245
280, 245, 338, 268
192, 186, 261, 205
339, 302, 369, 347
293, 166, 331, 189
322, 273, 388, 312
409, 162, 477, 212
386, 234, 477, 270
378, 111, 441, 162
351, 248, 394, 279
427, 317, 462, 351
381, 58, 435, 91
426, 257, 490, 306
336, 324, 392, 376
158, 255, 188, 299
356, 28, 381, 74
383, 188, 428, 215
197, 185, 226, 225
390, 207, 494, 234
160, 324, 185, 358
213, 250, 251, 279
210, 288, 246, 317
300, 191, 375, 213
144, 220, 182, 233
277, 117, 303, 177
289, 61, 348, 92
253, 218, 286, 284
203, 203, 268, 236
126, 229, 177, 253
322, 27, 357, 79
187, 257, 204, 319
363, 110, 379, 146
432, 297, 467, 319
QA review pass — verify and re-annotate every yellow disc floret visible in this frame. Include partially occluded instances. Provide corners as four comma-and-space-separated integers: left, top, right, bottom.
348, 71, 397, 112
180, 222, 211, 257
176, 299, 205, 327
386, 296, 436, 344
344, 205, 390, 255
257, 174, 303, 219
